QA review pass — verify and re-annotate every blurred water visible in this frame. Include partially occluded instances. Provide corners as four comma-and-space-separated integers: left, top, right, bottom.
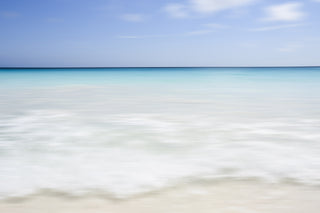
1, 67, 320, 198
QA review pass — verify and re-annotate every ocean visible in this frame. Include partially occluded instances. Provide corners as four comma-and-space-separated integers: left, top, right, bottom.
1, 67, 320, 200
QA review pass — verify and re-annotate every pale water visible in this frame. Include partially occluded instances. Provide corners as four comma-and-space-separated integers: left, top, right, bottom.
1, 67, 320, 199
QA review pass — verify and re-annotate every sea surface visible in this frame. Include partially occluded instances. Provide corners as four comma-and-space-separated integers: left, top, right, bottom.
0, 67, 320, 199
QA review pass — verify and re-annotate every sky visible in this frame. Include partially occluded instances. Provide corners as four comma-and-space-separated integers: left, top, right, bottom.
0, 0, 320, 67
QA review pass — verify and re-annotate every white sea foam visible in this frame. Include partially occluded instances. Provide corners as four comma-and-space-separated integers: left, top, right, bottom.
1, 110, 320, 199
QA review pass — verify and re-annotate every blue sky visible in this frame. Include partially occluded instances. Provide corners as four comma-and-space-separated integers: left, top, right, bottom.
0, 0, 320, 67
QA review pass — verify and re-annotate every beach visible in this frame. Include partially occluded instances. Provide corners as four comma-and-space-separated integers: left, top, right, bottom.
1, 181, 320, 213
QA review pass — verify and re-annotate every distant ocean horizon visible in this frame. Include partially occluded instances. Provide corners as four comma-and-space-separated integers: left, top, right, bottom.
1, 67, 320, 199
1, 66, 320, 69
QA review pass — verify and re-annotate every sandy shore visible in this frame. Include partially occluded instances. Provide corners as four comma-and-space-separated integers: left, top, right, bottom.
1, 181, 320, 213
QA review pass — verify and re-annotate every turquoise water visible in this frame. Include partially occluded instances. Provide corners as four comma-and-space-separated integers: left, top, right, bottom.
1, 67, 320, 87
1, 67, 320, 198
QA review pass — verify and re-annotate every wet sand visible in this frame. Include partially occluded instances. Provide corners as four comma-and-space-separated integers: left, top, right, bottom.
1, 181, 320, 213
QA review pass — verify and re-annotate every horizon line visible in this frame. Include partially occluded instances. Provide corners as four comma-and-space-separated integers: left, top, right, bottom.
1, 66, 320, 69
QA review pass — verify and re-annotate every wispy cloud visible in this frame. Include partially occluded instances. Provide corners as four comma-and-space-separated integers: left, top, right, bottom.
164, 3, 189, 18
118, 34, 172, 39
186, 22, 229, 35
118, 28, 220, 39
251, 23, 304, 31
0, 11, 20, 19
121, 13, 145, 22
119, 21, 228, 39
262, 2, 305, 22
164, 0, 256, 18
185, 22, 228, 35
118, 35, 144, 39
190, 0, 256, 13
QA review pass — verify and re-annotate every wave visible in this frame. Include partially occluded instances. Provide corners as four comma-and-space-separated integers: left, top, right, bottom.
1, 110, 320, 199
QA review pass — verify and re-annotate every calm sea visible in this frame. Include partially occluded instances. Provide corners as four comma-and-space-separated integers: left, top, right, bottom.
1, 67, 320, 198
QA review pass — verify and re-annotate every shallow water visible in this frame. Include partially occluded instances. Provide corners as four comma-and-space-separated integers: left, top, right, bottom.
1, 67, 320, 199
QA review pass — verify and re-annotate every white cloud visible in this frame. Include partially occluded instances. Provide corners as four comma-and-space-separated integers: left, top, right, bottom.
263, 2, 305, 22
164, 0, 256, 18
0, 11, 20, 18
190, 0, 256, 13
251, 23, 303, 31
164, 3, 189, 18
121, 14, 145, 22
